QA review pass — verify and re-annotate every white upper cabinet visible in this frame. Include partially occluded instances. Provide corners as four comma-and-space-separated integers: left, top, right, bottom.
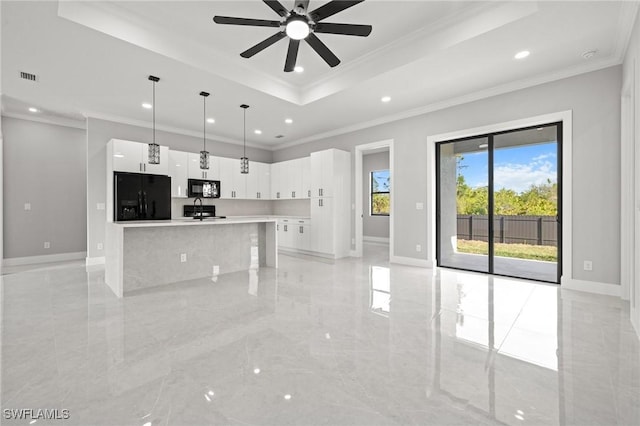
271, 162, 282, 199
310, 149, 337, 198
247, 162, 270, 199
301, 156, 311, 199
168, 150, 188, 198
110, 139, 168, 175
270, 157, 309, 200
187, 153, 219, 180
219, 157, 246, 199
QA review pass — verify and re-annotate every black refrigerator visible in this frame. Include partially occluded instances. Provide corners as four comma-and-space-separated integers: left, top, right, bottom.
114, 172, 171, 221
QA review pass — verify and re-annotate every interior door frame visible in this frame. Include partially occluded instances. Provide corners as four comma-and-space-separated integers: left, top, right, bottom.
354, 139, 394, 258
427, 111, 572, 285
434, 123, 562, 284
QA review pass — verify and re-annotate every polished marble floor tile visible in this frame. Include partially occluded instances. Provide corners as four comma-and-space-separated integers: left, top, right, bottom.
1, 244, 639, 425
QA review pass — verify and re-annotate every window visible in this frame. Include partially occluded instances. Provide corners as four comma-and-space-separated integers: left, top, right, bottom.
371, 169, 390, 216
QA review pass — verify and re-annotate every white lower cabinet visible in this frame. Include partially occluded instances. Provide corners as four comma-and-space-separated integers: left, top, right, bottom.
278, 218, 311, 251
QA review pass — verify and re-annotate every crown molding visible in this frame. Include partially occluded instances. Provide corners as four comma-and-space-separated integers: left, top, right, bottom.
273, 57, 621, 151
614, 1, 640, 62
82, 110, 270, 151
1, 112, 86, 130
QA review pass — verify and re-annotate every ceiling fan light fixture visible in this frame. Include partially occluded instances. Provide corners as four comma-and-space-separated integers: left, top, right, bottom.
286, 18, 310, 40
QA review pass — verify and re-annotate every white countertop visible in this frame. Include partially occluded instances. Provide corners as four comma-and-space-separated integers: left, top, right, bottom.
111, 217, 277, 228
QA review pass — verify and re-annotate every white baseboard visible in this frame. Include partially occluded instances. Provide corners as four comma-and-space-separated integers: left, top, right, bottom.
86, 256, 106, 266
364, 236, 390, 244
561, 278, 621, 297
390, 255, 433, 268
3, 251, 86, 267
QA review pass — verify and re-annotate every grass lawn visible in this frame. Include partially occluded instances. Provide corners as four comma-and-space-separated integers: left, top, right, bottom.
457, 239, 557, 262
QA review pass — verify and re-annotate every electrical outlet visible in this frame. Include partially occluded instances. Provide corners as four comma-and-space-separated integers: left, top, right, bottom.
24, 203, 31, 211
44, 242, 50, 249
416, 202, 424, 210
97, 243, 103, 250
97, 203, 105, 210
416, 244, 422, 252
583, 260, 593, 271
213, 265, 220, 275
180, 253, 187, 263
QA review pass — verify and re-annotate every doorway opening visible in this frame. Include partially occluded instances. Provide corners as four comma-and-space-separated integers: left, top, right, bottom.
354, 140, 394, 259
436, 123, 562, 283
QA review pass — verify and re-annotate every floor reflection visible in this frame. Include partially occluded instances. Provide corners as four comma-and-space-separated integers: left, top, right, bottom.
0, 244, 637, 425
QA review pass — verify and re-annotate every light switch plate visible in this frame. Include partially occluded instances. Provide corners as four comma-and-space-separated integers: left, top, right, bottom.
583, 260, 592, 271
24, 203, 31, 211
97, 243, 103, 250
180, 253, 187, 263
416, 202, 424, 210
44, 242, 50, 249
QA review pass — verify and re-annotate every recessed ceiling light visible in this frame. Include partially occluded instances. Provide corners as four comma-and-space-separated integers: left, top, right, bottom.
254, 129, 262, 135
207, 118, 215, 124
28, 107, 38, 113
294, 66, 304, 73
285, 118, 293, 124
381, 96, 391, 103
514, 50, 530, 60
142, 103, 152, 109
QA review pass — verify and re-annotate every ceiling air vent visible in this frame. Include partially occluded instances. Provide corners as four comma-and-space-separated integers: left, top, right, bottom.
275, 135, 285, 139
20, 71, 37, 82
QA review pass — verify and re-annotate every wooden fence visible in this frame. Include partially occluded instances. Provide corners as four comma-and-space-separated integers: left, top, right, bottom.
457, 215, 557, 246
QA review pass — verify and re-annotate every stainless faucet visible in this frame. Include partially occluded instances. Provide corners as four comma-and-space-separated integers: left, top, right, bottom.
194, 197, 203, 221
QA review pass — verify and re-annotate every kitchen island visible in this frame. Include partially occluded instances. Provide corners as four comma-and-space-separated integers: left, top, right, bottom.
105, 218, 277, 298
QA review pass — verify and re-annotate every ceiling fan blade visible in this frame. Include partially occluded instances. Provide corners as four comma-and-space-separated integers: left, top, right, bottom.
306, 33, 340, 67
213, 16, 281, 28
284, 39, 301, 72
309, 0, 364, 22
314, 22, 372, 37
241, 32, 286, 58
296, 0, 310, 13
263, 0, 289, 17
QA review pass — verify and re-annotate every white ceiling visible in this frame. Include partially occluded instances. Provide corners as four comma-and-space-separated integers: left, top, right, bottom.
1, 1, 637, 150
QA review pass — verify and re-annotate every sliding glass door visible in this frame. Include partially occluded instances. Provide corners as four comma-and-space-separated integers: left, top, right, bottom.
436, 123, 561, 283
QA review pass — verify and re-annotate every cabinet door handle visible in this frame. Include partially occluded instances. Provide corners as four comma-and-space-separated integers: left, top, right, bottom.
318, 189, 321, 196
277, 224, 279, 231
284, 225, 288, 231
144, 163, 147, 172
299, 226, 303, 233
257, 192, 260, 199
308, 190, 311, 198
277, 192, 280, 199
292, 191, 295, 198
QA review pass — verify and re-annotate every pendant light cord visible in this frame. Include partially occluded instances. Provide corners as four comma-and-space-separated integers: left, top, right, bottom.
243, 108, 246, 157
203, 95, 206, 151
152, 80, 156, 145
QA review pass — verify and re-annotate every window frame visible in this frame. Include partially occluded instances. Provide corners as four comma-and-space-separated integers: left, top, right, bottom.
370, 169, 390, 216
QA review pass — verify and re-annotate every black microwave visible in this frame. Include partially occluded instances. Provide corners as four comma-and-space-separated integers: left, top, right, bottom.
187, 179, 220, 198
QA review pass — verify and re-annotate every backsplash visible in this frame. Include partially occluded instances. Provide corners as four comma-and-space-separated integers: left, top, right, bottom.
171, 198, 274, 219
272, 199, 311, 217
171, 198, 311, 218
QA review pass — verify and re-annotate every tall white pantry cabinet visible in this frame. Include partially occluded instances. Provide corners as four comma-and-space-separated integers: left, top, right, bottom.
310, 149, 351, 258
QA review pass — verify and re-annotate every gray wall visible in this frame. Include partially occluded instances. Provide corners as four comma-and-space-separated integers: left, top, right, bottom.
363, 151, 389, 239
2, 116, 87, 258
274, 66, 622, 286
87, 117, 273, 260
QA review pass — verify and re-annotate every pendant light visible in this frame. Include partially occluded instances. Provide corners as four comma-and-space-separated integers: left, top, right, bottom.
199, 91, 210, 170
147, 75, 161, 164
240, 104, 249, 174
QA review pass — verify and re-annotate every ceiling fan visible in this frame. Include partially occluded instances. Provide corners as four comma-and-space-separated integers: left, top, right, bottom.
213, 1, 372, 72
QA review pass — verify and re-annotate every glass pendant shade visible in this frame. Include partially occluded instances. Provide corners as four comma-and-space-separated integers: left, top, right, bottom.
241, 156, 249, 174
200, 150, 210, 169
148, 143, 160, 164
